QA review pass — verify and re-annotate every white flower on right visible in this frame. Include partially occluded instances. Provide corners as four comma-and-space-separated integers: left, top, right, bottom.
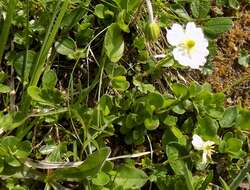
166, 22, 209, 69
192, 134, 215, 164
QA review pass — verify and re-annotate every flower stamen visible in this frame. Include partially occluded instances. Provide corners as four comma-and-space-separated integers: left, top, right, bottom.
185, 39, 196, 49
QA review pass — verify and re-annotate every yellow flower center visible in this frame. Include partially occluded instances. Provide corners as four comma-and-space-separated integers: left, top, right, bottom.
185, 39, 196, 49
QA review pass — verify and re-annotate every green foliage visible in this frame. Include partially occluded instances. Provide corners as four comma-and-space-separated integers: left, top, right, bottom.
0, 0, 248, 189
191, 0, 211, 18
203, 17, 233, 37
112, 165, 148, 189
238, 49, 250, 68
104, 23, 124, 63
53, 147, 111, 181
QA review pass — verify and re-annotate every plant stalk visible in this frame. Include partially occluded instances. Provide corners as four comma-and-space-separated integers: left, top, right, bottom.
145, 0, 154, 23
0, 0, 16, 64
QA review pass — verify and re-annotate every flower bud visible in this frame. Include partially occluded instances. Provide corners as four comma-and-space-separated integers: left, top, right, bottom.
145, 22, 161, 42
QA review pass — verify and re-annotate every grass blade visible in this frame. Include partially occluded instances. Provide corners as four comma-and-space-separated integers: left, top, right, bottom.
230, 160, 250, 190
29, 0, 69, 86
0, 0, 16, 63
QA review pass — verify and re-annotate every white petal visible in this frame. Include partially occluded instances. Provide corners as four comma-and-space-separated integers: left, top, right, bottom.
166, 23, 185, 46
189, 51, 207, 69
172, 47, 191, 66
204, 140, 215, 147
192, 134, 204, 150
202, 152, 208, 164
185, 22, 205, 42
195, 39, 209, 50
173, 48, 207, 69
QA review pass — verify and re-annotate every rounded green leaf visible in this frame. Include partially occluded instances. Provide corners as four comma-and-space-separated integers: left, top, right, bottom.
55, 37, 76, 56
235, 108, 250, 130
219, 106, 237, 128
195, 116, 219, 142
104, 23, 124, 63
92, 171, 110, 186
114, 166, 148, 189
191, 0, 211, 18
144, 117, 159, 130
111, 76, 130, 91
95, 4, 105, 19
42, 70, 58, 89
204, 17, 233, 37
0, 83, 11, 93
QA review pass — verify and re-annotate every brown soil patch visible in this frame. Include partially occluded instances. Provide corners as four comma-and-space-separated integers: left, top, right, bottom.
206, 11, 250, 107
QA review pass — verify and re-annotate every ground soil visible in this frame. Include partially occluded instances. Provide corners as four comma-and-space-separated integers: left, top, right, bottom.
206, 11, 250, 108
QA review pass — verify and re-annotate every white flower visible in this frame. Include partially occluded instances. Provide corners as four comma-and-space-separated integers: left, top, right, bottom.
192, 134, 215, 164
166, 22, 209, 69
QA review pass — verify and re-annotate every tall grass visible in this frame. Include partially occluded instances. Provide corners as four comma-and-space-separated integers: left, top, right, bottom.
0, 0, 16, 63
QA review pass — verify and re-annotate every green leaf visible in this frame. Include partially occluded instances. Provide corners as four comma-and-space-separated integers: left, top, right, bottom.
99, 95, 113, 116
147, 93, 165, 108
0, 83, 11, 93
219, 135, 245, 158
92, 171, 110, 186
163, 115, 178, 127
95, 4, 105, 19
235, 108, 250, 130
169, 126, 186, 146
117, 10, 129, 33
114, 165, 148, 189
27, 86, 63, 106
111, 76, 130, 91
0, 159, 4, 173
165, 143, 186, 175
219, 177, 231, 190
1, 136, 19, 151
191, 0, 211, 18
238, 49, 250, 68
42, 70, 58, 89
144, 117, 160, 130
224, 138, 243, 155
219, 106, 237, 128
54, 147, 111, 181
199, 171, 213, 190
126, 113, 138, 129
228, 0, 240, 9
15, 141, 32, 159
6, 155, 21, 167
12, 50, 36, 82
171, 83, 188, 99
195, 116, 219, 142
172, 104, 186, 114
27, 86, 46, 103
39, 145, 58, 155
105, 63, 127, 77
0, 113, 27, 131
104, 23, 124, 63
204, 17, 233, 37
47, 143, 67, 162
55, 37, 76, 56
133, 79, 155, 93
183, 164, 194, 190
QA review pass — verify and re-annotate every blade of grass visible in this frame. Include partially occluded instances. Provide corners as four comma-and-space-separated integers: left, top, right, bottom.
0, 0, 16, 63
21, 0, 69, 111
230, 160, 250, 190
183, 164, 194, 190
22, 0, 30, 83
29, 0, 69, 87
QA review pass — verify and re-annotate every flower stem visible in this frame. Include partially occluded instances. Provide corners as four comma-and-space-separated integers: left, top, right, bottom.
145, 0, 154, 23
